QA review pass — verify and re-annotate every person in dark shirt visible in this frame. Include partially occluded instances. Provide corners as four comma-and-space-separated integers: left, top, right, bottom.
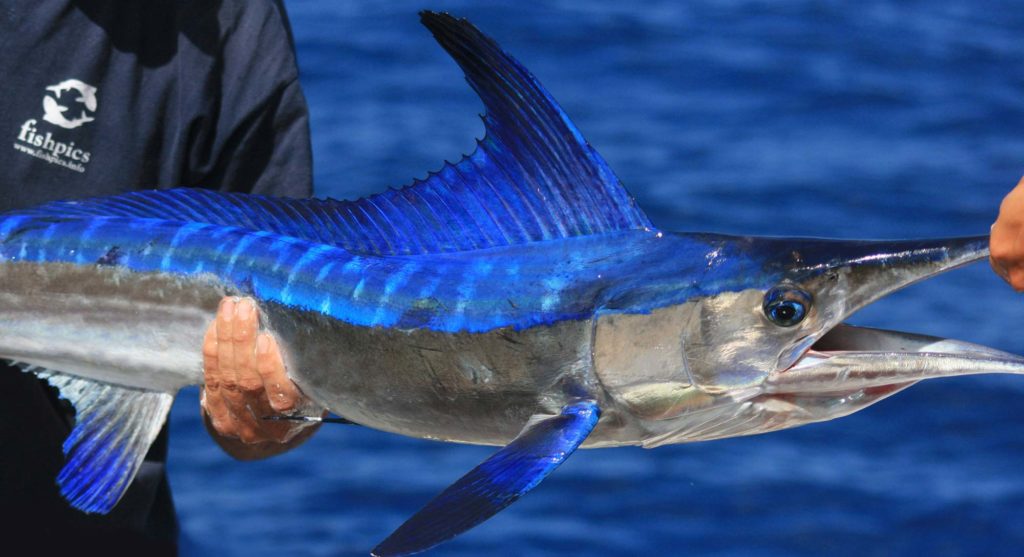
0, 0, 321, 552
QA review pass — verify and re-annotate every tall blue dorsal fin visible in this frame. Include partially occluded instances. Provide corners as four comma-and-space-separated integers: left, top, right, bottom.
19, 12, 651, 256
407, 11, 652, 241
15, 363, 174, 514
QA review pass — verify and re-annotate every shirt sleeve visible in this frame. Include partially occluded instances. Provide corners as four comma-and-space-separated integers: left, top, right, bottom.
206, 75, 314, 199
193, 0, 314, 199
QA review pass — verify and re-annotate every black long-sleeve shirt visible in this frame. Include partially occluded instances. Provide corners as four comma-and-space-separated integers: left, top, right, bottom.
0, 0, 313, 552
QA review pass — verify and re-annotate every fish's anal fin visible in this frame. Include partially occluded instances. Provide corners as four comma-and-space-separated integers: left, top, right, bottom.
16, 364, 174, 514
372, 400, 600, 557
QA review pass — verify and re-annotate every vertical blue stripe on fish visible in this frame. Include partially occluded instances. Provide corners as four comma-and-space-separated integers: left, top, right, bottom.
281, 245, 327, 306
160, 222, 205, 271
372, 261, 420, 326
35, 223, 56, 262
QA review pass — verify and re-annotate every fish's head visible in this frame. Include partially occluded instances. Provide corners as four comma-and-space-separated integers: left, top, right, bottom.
593, 233, 1024, 446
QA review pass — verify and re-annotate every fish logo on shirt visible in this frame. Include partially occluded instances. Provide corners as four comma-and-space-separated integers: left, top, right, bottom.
42, 79, 98, 129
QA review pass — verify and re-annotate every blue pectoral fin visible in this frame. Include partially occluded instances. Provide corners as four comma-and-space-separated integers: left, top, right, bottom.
372, 400, 600, 557
16, 364, 174, 514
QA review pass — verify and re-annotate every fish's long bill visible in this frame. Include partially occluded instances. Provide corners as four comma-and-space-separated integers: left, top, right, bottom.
837, 235, 989, 314
765, 324, 1024, 394
782, 235, 989, 317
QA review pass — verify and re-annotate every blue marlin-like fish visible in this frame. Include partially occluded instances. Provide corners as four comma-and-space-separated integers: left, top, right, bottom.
1, 12, 1021, 556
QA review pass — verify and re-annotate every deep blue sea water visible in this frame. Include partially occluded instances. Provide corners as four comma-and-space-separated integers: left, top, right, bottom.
171, 2, 1024, 555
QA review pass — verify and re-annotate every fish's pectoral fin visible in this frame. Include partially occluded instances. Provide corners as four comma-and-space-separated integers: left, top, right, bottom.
15, 363, 175, 514
372, 399, 600, 557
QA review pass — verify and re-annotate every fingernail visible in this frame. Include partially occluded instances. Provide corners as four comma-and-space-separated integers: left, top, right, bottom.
237, 299, 252, 319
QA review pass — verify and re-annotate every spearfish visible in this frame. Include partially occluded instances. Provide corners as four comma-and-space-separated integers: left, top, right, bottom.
1, 12, 1020, 556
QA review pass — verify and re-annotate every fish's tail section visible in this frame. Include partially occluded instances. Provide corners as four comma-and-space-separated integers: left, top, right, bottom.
15, 363, 176, 514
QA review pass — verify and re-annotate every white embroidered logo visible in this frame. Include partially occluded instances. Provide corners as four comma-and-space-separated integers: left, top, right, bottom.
42, 79, 98, 129
11, 78, 97, 173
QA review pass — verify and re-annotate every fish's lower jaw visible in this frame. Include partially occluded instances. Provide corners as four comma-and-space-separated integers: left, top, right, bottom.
769, 350, 1024, 395
766, 324, 1024, 397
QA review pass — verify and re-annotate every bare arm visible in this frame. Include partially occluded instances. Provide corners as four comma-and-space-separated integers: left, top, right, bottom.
201, 297, 323, 460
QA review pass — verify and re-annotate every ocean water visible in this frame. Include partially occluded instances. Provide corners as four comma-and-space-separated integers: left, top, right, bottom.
170, 1, 1024, 555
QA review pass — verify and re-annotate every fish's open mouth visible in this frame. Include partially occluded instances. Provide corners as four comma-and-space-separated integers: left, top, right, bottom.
766, 323, 1024, 396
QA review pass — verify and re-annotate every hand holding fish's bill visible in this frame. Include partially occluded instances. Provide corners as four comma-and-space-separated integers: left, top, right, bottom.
991, 176, 1024, 291
201, 297, 323, 460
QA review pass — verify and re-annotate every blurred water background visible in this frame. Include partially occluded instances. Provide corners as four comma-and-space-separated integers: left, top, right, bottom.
172, 1, 1024, 555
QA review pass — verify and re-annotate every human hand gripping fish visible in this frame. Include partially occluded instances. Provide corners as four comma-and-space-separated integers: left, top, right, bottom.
3, 11, 1024, 557
201, 297, 323, 459
990, 176, 1024, 290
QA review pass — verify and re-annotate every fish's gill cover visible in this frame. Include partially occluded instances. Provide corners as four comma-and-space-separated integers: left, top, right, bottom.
18, 12, 651, 256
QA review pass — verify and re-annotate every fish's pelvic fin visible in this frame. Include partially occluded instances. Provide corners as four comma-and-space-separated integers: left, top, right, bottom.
18, 12, 652, 257
372, 399, 600, 556
16, 364, 174, 514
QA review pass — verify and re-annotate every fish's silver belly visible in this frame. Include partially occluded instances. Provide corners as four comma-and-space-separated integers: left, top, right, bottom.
0, 262, 228, 392
267, 306, 636, 446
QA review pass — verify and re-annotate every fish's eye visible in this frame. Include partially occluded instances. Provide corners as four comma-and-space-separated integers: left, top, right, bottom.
763, 286, 812, 327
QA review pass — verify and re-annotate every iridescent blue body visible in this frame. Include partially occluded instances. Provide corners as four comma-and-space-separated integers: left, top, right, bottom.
0, 202, 991, 448
1, 214, 772, 333
0, 211, 775, 449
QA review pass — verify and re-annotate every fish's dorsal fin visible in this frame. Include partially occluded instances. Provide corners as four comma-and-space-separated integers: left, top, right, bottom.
19, 12, 650, 256
399, 11, 652, 244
